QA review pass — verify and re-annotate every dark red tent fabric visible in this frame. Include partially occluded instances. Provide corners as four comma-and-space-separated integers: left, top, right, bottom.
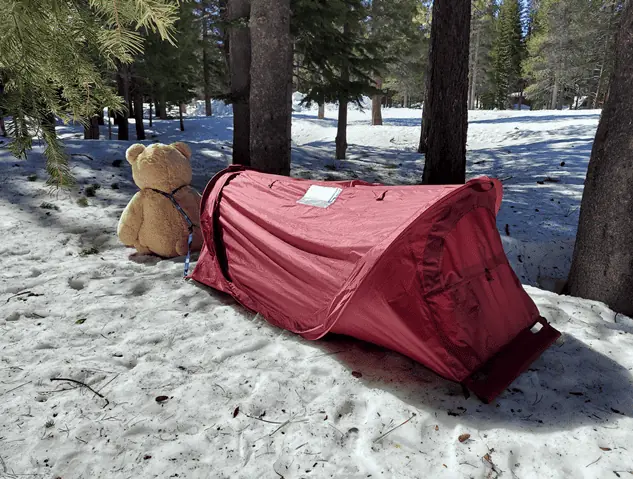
191, 165, 560, 402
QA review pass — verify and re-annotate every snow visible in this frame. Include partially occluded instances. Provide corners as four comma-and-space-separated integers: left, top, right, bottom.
1, 106, 632, 479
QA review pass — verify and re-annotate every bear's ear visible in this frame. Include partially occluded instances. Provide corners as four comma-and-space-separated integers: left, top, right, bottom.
126, 144, 146, 164
171, 142, 192, 160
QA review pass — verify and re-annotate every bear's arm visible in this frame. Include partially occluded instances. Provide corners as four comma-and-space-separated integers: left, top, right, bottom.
117, 192, 144, 246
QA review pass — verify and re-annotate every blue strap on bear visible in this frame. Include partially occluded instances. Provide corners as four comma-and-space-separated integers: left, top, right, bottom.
151, 185, 195, 278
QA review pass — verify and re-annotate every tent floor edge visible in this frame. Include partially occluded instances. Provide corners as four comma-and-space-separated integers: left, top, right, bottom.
462, 317, 561, 404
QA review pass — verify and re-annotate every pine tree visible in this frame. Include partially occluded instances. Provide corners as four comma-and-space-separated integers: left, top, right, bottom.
420, 0, 471, 184
294, 0, 381, 159
249, 0, 293, 174
489, 0, 524, 109
468, 0, 496, 109
227, 0, 251, 166
0, 0, 177, 187
566, 0, 633, 316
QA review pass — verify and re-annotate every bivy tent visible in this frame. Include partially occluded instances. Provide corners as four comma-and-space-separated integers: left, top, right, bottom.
190, 165, 561, 402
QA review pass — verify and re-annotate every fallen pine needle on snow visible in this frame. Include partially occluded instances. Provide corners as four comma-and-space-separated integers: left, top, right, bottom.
373, 413, 417, 443
50, 377, 109, 408
586, 456, 602, 467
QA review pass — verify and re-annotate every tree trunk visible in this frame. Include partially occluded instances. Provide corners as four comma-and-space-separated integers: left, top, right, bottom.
418, 53, 431, 153
421, 0, 471, 184
551, 75, 559, 110
154, 97, 162, 119
468, 22, 481, 110
97, 109, 104, 125
133, 83, 145, 140
83, 114, 100, 139
229, 0, 252, 166
149, 101, 153, 127
0, 117, 6, 137
335, 22, 350, 160
371, 76, 383, 125
336, 98, 348, 160
108, 108, 112, 140
159, 93, 167, 120
202, 0, 213, 116
318, 102, 325, 119
566, 1, 633, 317
116, 66, 129, 141
403, 91, 409, 109
179, 103, 185, 131
249, 0, 292, 175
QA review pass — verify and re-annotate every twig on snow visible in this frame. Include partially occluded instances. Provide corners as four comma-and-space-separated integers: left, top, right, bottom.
50, 377, 109, 408
460, 461, 478, 468
97, 374, 119, 394
244, 413, 285, 425
585, 456, 602, 468
5, 291, 41, 303
0, 454, 7, 473
373, 413, 417, 443
1, 381, 31, 397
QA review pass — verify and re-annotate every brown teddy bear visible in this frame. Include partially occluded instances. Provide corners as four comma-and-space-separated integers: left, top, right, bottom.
117, 142, 203, 271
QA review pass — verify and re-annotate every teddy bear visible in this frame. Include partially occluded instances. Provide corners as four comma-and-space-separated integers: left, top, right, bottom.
117, 142, 204, 263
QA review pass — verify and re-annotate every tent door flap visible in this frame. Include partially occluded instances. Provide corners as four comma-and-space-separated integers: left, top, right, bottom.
462, 317, 561, 403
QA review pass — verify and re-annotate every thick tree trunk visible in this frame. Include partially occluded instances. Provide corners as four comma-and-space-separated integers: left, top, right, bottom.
418, 56, 431, 153
202, 0, 213, 117
566, 2, 633, 317
116, 66, 129, 141
229, 0, 252, 166
371, 76, 383, 125
335, 98, 348, 160
403, 91, 409, 109
97, 109, 104, 125
179, 103, 185, 131
0, 117, 6, 136
335, 22, 350, 160
133, 83, 145, 141
83, 114, 100, 139
421, 0, 471, 184
249, 0, 292, 175
318, 102, 325, 119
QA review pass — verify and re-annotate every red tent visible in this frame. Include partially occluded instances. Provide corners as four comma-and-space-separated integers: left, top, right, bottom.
191, 165, 560, 402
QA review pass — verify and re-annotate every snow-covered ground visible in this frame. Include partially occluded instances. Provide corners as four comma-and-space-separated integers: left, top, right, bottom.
1, 106, 632, 479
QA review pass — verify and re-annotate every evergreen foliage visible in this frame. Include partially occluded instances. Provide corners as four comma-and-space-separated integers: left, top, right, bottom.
0, 0, 177, 187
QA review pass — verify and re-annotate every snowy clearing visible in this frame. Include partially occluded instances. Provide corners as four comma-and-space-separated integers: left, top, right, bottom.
1, 106, 632, 479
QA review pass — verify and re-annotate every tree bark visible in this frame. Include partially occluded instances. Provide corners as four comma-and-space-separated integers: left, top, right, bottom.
566, 1, 633, 317
133, 81, 145, 140
229, 0, 251, 166
318, 102, 325, 119
249, 0, 293, 175
154, 97, 162, 119
336, 22, 350, 160
335, 99, 348, 160
418, 49, 431, 153
116, 66, 129, 141
202, 0, 213, 116
468, 21, 481, 110
179, 103, 185, 131
421, 0, 471, 184
371, 76, 383, 126
149, 101, 153, 127
83, 114, 100, 139
159, 93, 167, 120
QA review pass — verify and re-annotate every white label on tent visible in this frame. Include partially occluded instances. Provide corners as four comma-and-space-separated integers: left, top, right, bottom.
297, 185, 342, 208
